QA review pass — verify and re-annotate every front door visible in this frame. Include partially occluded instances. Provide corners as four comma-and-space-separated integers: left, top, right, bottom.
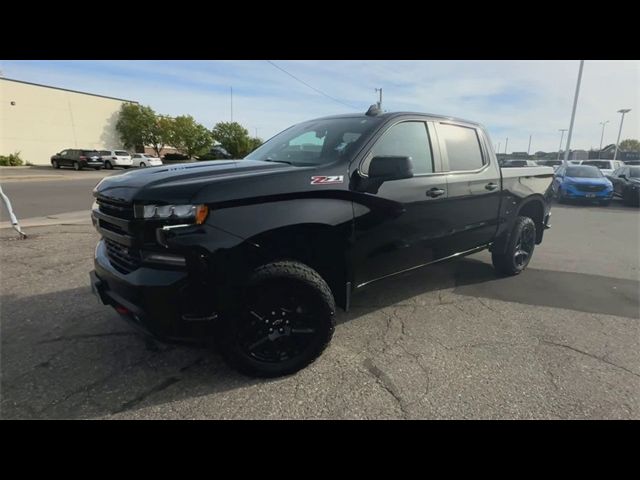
351, 120, 451, 287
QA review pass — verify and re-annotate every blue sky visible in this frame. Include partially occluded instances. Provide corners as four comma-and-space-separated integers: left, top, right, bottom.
1, 60, 638, 152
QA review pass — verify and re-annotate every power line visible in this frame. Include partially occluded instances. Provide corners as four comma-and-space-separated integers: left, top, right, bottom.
266, 60, 359, 110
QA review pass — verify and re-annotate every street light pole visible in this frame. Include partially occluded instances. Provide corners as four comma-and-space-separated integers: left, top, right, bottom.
613, 109, 631, 161
557, 129, 568, 161
527, 134, 532, 155
563, 60, 584, 165
230, 86, 233, 122
505, 137, 508, 155
599, 120, 609, 154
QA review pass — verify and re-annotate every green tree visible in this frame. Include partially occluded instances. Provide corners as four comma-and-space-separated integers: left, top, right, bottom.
115, 103, 157, 151
247, 137, 263, 154
148, 116, 174, 157
211, 122, 256, 157
170, 115, 213, 158
619, 139, 640, 152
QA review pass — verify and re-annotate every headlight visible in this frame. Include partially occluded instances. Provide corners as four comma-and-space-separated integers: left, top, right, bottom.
138, 204, 209, 224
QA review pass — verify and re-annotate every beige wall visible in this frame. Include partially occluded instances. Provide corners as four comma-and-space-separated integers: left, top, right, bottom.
1, 79, 135, 165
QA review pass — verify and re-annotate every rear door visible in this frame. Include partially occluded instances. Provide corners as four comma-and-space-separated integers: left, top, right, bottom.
435, 122, 501, 256
352, 119, 452, 286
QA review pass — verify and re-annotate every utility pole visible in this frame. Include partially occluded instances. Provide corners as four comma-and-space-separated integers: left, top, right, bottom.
613, 109, 631, 161
230, 86, 233, 122
375, 88, 383, 110
599, 120, 609, 154
557, 129, 568, 161
563, 60, 584, 164
504, 137, 509, 155
527, 134, 532, 155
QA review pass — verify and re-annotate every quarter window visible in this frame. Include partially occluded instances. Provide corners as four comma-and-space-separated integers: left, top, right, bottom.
439, 123, 485, 171
369, 121, 433, 174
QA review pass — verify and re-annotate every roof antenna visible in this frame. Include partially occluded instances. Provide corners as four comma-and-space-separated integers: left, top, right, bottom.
366, 104, 382, 116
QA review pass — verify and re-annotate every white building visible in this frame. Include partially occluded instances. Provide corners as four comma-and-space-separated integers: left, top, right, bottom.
1, 77, 137, 165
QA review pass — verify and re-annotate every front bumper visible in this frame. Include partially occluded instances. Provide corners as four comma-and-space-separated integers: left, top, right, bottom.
562, 185, 613, 200
90, 240, 218, 341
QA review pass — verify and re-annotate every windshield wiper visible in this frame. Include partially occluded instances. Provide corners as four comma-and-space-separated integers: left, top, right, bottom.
263, 158, 293, 166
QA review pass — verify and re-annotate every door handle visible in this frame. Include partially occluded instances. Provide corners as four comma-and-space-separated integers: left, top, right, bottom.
485, 182, 499, 191
426, 187, 445, 198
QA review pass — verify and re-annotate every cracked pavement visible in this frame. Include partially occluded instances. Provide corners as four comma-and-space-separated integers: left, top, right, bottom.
1, 201, 639, 419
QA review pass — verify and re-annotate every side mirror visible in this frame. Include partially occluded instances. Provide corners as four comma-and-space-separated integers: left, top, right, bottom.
368, 156, 414, 181
619, 174, 627, 180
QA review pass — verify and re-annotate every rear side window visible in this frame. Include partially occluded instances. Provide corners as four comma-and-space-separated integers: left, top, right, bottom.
370, 121, 433, 174
439, 124, 485, 171
115, 150, 129, 156
99, 150, 110, 156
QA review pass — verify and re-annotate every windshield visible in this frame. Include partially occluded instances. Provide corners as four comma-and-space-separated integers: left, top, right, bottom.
245, 117, 382, 166
566, 166, 603, 178
582, 161, 610, 169
630, 166, 640, 178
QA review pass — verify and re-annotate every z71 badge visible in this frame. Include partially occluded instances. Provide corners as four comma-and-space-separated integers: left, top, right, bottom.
310, 175, 344, 185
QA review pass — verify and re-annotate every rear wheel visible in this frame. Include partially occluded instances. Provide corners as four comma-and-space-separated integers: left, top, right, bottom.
492, 216, 536, 276
105, 161, 113, 170
139, 162, 147, 168
217, 260, 336, 377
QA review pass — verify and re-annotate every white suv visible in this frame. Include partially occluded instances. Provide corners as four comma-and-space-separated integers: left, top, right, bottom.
131, 153, 163, 168
580, 159, 625, 176
99, 150, 133, 169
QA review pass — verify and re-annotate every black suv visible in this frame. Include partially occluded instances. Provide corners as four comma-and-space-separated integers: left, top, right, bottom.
51, 149, 103, 170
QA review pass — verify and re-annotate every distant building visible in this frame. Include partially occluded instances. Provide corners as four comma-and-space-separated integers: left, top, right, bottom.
588, 144, 640, 161
1, 77, 137, 165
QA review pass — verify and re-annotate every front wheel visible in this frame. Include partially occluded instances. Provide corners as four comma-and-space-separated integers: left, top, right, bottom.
217, 260, 336, 377
73, 161, 80, 171
492, 216, 536, 276
139, 162, 147, 168
105, 161, 113, 170
52, 160, 59, 169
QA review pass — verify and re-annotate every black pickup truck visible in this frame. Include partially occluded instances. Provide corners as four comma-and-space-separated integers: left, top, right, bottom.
90, 108, 553, 377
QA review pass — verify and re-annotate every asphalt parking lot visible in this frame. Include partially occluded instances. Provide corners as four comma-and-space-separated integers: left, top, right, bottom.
1, 189, 639, 418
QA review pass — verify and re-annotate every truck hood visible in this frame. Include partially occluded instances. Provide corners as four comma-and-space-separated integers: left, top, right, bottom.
93, 159, 315, 204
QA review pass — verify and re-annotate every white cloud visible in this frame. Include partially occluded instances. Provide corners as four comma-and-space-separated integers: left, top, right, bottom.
2, 60, 639, 152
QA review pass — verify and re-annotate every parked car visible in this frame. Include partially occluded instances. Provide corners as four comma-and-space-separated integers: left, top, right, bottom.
90, 108, 553, 377
131, 153, 163, 168
580, 159, 625, 176
501, 159, 539, 168
623, 160, 640, 166
536, 160, 563, 170
210, 145, 232, 159
607, 165, 640, 206
551, 164, 613, 205
99, 150, 133, 170
51, 149, 103, 170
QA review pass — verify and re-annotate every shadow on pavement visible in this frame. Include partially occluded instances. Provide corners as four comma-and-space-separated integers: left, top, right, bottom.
1, 257, 638, 419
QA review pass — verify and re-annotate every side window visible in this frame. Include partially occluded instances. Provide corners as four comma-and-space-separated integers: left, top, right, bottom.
369, 121, 433, 174
438, 124, 485, 171
60, 150, 68, 156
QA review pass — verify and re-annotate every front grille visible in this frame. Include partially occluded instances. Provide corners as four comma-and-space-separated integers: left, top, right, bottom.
575, 184, 605, 192
105, 239, 141, 274
97, 196, 134, 219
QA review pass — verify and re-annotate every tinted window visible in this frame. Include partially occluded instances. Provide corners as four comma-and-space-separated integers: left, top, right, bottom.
439, 124, 484, 171
370, 122, 433, 174
629, 167, 640, 178
99, 150, 109, 156
115, 150, 129, 156
566, 166, 603, 178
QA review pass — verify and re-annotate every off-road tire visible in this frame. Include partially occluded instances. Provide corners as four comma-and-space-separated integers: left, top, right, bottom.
492, 216, 536, 276
217, 260, 336, 378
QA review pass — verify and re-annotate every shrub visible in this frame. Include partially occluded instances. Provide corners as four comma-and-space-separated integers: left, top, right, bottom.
0, 152, 24, 166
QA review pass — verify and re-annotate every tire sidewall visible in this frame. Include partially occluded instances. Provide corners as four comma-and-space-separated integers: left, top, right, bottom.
218, 263, 335, 377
